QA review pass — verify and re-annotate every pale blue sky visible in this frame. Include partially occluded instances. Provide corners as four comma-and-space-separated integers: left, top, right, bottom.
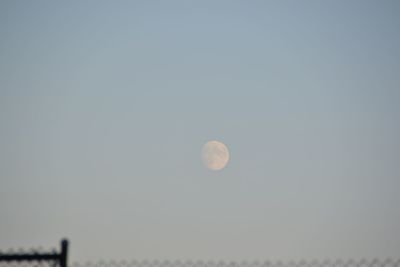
1, 0, 400, 262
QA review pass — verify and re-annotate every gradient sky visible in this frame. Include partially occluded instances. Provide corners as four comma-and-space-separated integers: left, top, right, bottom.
1, 0, 400, 262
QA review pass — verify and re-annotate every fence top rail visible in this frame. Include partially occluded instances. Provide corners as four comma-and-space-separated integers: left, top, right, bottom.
0, 254, 61, 262
0, 239, 68, 267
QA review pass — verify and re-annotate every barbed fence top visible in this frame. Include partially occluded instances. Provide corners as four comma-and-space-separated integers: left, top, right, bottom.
71, 259, 400, 267
0, 240, 398, 267
0, 240, 68, 267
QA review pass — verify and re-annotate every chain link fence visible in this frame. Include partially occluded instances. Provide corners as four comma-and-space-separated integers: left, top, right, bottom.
0, 240, 68, 267
1, 240, 398, 267
71, 259, 400, 267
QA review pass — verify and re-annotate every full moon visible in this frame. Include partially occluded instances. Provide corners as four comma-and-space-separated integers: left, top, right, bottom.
202, 140, 230, 171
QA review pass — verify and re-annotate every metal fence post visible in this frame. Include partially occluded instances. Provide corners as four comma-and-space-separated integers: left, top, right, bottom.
60, 239, 68, 267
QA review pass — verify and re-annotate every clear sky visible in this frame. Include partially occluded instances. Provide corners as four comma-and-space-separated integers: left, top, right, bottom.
1, 0, 400, 262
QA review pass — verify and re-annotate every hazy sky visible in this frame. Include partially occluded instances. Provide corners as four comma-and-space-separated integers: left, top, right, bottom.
1, 0, 400, 262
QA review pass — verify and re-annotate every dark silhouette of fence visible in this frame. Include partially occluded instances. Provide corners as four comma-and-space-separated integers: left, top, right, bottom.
1, 239, 399, 267
0, 240, 68, 267
71, 259, 400, 267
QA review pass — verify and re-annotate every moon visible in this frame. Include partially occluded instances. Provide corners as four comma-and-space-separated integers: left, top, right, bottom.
202, 140, 230, 171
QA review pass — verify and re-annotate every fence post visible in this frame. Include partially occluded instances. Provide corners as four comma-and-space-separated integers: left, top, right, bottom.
60, 239, 68, 267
